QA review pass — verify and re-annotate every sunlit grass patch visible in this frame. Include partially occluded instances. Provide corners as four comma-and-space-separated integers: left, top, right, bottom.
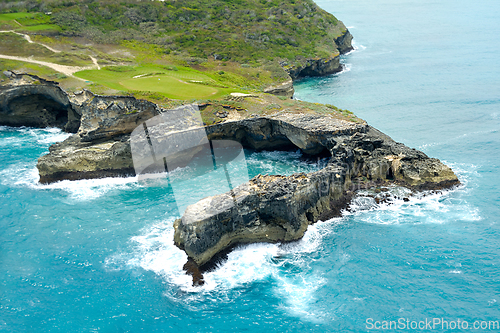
120, 75, 219, 99
74, 65, 250, 100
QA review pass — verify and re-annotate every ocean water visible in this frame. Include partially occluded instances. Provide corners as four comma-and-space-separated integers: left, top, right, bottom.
1, 0, 500, 332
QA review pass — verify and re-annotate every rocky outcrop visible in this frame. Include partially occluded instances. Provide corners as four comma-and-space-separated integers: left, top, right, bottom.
37, 108, 361, 183
285, 55, 342, 80
17, 87, 460, 288
37, 90, 161, 184
173, 123, 460, 273
4, 82, 458, 286
0, 72, 80, 132
263, 80, 294, 98
282, 29, 353, 80
335, 30, 354, 54
263, 29, 353, 94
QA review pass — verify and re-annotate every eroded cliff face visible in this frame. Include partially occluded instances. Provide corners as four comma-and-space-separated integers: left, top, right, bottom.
283, 30, 354, 80
37, 90, 161, 184
173, 124, 460, 275
335, 30, 354, 54
264, 29, 354, 97
0, 82, 459, 287
0, 72, 80, 132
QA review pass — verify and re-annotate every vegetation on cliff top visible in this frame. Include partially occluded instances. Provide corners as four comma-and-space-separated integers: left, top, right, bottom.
0, 0, 346, 63
0, 0, 352, 119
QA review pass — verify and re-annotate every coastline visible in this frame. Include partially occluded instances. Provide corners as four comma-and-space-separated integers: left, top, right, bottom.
0, 66, 460, 287
2, 1, 499, 331
0, 24, 457, 288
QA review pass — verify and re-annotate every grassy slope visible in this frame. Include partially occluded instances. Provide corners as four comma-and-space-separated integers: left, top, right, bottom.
0, 32, 93, 66
41, 0, 346, 62
1, 0, 347, 64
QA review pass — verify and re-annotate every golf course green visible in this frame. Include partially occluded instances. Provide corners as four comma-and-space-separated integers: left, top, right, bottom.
120, 75, 218, 99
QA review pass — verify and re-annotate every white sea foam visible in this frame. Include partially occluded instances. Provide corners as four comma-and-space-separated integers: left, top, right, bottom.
110, 162, 481, 320
348, 187, 480, 225
0, 127, 70, 148
351, 39, 367, 51
338, 63, 352, 74
39, 176, 139, 201
345, 163, 481, 225
448, 270, 462, 274
106, 216, 341, 321
0, 162, 139, 201
0, 126, 142, 200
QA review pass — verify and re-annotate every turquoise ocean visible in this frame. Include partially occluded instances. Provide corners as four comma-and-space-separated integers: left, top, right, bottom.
1, 0, 500, 331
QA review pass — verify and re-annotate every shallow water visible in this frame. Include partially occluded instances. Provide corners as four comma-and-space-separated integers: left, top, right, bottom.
2, 0, 500, 331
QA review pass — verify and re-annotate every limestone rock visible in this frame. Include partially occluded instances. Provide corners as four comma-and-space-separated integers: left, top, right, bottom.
37, 93, 161, 183
75, 92, 161, 142
173, 126, 460, 268
335, 30, 354, 54
263, 80, 294, 98
0, 73, 80, 132
285, 55, 342, 79
283, 29, 353, 80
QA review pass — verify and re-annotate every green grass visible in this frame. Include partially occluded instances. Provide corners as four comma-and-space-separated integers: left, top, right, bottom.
120, 75, 219, 99
18, 24, 60, 32
74, 65, 250, 100
0, 12, 60, 32
0, 12, 38, 20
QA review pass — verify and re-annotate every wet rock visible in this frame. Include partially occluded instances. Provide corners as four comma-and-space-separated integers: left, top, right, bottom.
183, 259, 205, 286
174, 125, 460, 269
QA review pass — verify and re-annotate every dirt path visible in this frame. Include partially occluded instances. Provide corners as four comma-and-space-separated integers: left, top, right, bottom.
0, 30, 61, 53
90, 56, 101, 70
0, 31, 100, 77
0, 54, 93, 76
19, 32, 61, 53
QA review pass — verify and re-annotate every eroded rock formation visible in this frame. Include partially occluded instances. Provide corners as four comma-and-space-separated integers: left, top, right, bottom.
0, 72, 80, 132
264, 29, 354, 96
0, 78, 459, 287
284, 30, 353, 80
37, 90, 161, 184
173, 124, 459, 273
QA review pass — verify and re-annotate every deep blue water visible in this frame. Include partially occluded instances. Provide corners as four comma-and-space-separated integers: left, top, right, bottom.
1, 0, 500, 332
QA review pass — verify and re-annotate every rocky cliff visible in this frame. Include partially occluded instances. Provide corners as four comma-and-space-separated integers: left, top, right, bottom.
0, 72, 80, 132
267, 29, 353, 97
0, 79, 459, 287
173, 120, 459, 285
37, 90, 161, 184
283, 30, 353, 80
31, 90, 458, 284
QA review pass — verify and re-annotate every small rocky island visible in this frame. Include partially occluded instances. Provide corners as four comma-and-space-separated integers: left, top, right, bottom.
0, 72, 459, 286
